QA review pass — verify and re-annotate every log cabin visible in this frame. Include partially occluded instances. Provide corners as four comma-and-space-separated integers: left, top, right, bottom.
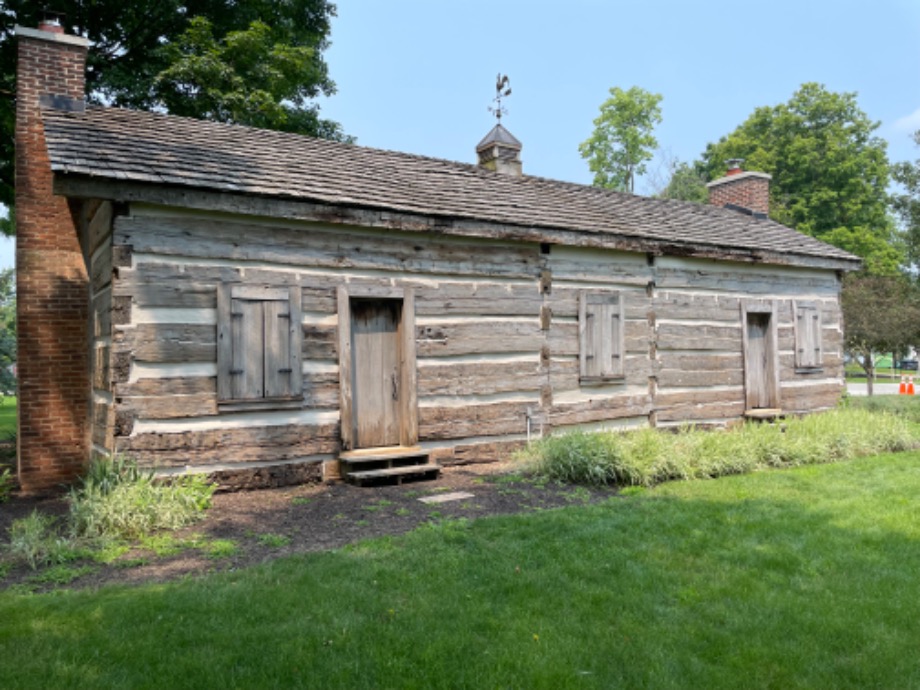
14, 23, 860, 492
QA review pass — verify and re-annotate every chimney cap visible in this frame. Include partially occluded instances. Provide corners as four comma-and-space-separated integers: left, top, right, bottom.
15, 24, 89, 47
725, 158, 745, 175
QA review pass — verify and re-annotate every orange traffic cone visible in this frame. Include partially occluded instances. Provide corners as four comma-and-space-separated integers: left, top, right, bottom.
900, 376, 907, 394
910, 377, 915, 396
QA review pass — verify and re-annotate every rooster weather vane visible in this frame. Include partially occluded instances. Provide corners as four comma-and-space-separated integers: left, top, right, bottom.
488, 74, 512, 123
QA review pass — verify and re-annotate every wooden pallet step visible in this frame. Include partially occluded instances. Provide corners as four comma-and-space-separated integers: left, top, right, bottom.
347, 463, 442, 482
339, 447, 428, 465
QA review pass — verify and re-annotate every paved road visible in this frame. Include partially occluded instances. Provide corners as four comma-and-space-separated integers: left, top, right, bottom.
846, 382, 904, 396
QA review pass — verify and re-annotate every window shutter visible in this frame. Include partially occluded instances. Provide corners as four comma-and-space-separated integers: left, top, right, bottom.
579, 291, 625, 381
232, 298, 265, 399
218, 284, 303, 403
794, 301, 822, 369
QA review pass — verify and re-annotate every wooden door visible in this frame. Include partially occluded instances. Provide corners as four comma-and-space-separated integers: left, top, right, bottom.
744, 312, 775, 409
350, 299, 402, 448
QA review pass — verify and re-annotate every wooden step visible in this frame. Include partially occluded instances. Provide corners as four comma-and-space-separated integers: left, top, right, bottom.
339, 446, 427, 465
347, 463, 442, 486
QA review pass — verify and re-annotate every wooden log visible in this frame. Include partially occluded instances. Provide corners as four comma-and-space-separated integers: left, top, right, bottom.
419, 401, 532, 440
115, 376, 216, 397
544, 287, 650, 319
92, 345, 111, 390
658, 353, 744, 371
117, 422, 341, 467
303, 323, 337, 360
431, 439, 528, 466
121, 393, 219, 420
118, 324, 218, 363
416, 321, 543, 357
657, 368, 744, 387
93, 291, 112, 340
655, 387, 744, 407
780, 384, 844, 411
655, 266, 839, 296
88, 201, 113, 256
418, 360, 542, 396
549, 395, 651, 426
92, 402, 114, 449
117, 370, 337, 419
656, 400, 745, 423
414, 282, 543, 317
656, 323, 741, 351
654, 292, 741, 323
549, 356, 653, 391
91, 244, 113, 293
117, 215, 541, 279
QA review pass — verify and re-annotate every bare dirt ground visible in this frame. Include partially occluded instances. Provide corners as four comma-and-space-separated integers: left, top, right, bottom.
0, 462, 617, 592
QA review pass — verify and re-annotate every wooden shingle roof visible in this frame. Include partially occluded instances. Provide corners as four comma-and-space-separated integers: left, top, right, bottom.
42, 107, 860, 270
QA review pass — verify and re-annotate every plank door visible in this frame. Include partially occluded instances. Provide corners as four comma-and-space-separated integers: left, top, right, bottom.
350, 298, 402, 448
744, 312, 776, 409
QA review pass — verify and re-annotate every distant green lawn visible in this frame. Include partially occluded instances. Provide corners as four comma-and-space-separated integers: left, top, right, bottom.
0, 396, 15, 437
3, 452, 920, 689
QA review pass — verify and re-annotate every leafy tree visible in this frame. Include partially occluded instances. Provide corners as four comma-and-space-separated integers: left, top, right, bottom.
891, 131, 920, 268
700, 83, 900, 274
0, 268, 15, 398
0, 0, 346, 233
658, 161, 708, 203
579, 86, 663, 193
154, 17, 350, 140
841, 273, 920, 395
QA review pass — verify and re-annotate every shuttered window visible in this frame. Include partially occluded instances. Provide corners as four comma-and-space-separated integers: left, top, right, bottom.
579, 291, 625, 382
793, 301, 822, 370
217, 285, 303, 404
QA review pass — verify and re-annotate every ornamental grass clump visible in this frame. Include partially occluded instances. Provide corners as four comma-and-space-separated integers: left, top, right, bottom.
69, 456, 216, 541
521, 407, 917, 488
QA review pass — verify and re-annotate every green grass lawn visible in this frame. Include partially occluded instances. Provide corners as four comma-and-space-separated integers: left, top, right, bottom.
3, 453, 920, 688
0, 396, 14, 437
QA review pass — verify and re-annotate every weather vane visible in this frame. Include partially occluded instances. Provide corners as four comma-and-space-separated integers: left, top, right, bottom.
488, 74, 511, 123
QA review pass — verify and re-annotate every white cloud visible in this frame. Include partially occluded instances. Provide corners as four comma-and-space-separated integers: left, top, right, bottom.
893, 107, 920, 133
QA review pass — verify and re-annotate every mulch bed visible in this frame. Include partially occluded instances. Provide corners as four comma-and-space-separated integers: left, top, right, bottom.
0, 463, 617, 592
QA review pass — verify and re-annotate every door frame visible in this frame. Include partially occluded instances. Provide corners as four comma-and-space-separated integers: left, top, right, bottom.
740, 300, 781, 411
337, 285, 418, 450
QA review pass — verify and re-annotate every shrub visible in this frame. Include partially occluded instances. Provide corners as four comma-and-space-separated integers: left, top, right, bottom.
522, 408, 917, 488
0, 466, 13, 502
6, 511, 84, 570
69, 457, 216, 541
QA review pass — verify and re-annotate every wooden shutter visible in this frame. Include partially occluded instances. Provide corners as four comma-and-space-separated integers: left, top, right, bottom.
579, 292, 624, 381
218, 285, 303, 402
794, 301, 822, 369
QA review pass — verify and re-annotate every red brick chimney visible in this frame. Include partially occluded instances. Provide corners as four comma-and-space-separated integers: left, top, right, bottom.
707, 159, 771, 216
15, 22, 91, 492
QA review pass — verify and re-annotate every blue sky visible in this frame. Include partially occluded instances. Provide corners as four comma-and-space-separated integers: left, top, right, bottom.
2, 0, 919, 269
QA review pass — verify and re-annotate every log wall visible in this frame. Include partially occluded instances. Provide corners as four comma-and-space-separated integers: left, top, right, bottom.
86, 201, 115, 460
99, 204, 846, 473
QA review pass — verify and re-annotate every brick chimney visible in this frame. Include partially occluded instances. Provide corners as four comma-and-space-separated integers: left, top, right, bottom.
15, 22, 91, 492
476, 124, 523, 176
707, 159, 771, 217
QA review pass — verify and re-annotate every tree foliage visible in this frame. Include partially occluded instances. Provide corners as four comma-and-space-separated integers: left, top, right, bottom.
700, 83, 900, 274
841, 274, 920, 395
658, 161, 708, 203
891, 131, 920, 268
0, 0, 345, 227
0, 268, 15, 396
154, 17, 350, 140
579, 86, 663, 193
